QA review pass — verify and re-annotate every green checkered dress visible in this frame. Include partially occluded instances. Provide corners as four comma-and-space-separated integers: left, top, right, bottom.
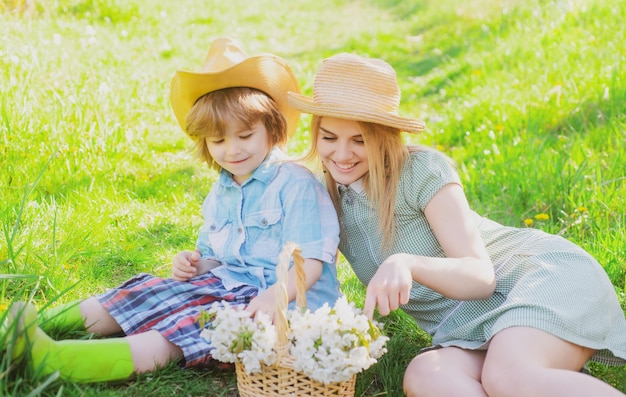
337, 149, 626, 365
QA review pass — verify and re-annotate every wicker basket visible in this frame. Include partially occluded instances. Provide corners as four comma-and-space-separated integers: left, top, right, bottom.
234, 242, 356, 397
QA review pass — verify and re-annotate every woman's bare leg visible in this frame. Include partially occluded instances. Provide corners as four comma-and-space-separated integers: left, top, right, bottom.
482, 327, 625, 397
404, 346, 487, 397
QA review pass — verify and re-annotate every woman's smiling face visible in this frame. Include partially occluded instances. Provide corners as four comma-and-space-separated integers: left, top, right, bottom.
317, 117, 369, 185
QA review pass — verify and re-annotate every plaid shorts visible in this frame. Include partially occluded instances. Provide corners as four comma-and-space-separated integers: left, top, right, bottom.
96, 272, 258, 367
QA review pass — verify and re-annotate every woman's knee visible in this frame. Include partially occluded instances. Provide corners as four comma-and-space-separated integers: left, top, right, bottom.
481, 363, 520, 397
403, 354, 439, 397
403, 348, 484, 397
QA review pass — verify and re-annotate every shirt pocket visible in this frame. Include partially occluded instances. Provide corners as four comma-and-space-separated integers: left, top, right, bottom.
244, 209, 282, 257
201, 217, 231, 258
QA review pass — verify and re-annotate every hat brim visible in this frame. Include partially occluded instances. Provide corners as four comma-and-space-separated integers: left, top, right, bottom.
287, 92, 425, 133
171, 55, 300, 138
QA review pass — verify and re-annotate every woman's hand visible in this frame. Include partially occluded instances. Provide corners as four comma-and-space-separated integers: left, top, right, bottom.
364, 253, 414, 319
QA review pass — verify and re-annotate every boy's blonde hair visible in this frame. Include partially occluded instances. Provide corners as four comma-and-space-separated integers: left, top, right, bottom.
185, 87, 288, 170
305, 116, 409, 250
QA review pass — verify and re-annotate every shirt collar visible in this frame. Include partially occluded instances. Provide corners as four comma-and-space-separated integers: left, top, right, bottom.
218, 147, 286, 188
350, 177, 365, 193
336, 177, 365, 194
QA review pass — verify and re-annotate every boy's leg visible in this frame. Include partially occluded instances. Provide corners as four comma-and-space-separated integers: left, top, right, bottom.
78, 297, 124, 335
39, 297, 124, 336
38, 300, 85, 332
9, 301, 147, 383
126, 330, 185, 373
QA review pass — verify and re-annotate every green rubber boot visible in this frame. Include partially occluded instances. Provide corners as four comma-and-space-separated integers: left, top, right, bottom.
38, 300, 86, 332
9, 301, 135, 383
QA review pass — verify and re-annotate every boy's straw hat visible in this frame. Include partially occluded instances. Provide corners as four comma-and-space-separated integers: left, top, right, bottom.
287, 53, 425, 133
170, 37, 300, 137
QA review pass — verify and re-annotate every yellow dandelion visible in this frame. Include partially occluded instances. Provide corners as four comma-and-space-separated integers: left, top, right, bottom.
534, 213, 550, 221
524, 218, 534, 226
436, 144, 444, 151
576, 206, 588, 213
0, 302, 8, 311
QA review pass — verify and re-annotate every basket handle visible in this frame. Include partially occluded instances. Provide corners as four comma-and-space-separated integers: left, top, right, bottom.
274, 241, 306, 354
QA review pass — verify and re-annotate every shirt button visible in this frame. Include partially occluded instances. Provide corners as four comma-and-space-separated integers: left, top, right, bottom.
209, 225, 216, 231
260, 218, 268, 226
237, 227, 243, 233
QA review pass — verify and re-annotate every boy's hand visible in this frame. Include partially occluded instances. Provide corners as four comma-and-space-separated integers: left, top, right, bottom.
245, 288, 277, 322
172, 250, 202, 281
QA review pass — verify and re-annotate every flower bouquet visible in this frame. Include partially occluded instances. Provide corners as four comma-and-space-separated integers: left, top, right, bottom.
199, 242, 389, 397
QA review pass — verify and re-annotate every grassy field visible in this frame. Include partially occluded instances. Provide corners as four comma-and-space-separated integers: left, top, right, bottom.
1, 0, 625, 395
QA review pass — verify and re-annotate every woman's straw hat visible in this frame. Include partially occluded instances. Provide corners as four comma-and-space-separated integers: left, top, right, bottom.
170, 37, 300, 137
287, 53, 425, 133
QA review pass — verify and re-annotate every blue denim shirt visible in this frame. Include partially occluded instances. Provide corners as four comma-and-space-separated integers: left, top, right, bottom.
196, 148, 342, 310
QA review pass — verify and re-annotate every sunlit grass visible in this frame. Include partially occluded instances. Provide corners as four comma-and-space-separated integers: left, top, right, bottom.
2, 0, 625, 395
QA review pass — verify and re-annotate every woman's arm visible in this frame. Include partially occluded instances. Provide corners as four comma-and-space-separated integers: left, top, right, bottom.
364, 183, 496, 318
414, 183, 496, 298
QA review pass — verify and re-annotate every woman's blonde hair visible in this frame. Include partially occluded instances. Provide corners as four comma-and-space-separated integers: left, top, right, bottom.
305, 116, 409, 250
185, 87, 288, 170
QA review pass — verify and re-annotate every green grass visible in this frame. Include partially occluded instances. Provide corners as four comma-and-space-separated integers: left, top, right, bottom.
2, 0, 625, 395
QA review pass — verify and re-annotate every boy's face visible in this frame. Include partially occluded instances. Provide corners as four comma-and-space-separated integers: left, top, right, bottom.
206, 120, 271, 185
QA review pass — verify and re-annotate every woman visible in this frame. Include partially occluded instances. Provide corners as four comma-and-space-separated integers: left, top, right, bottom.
287, 53, 626, 397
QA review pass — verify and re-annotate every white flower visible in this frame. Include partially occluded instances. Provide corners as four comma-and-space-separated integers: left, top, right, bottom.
199, 302, 277, 372
287, 297, 389, 383
199, 297, 389, 384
